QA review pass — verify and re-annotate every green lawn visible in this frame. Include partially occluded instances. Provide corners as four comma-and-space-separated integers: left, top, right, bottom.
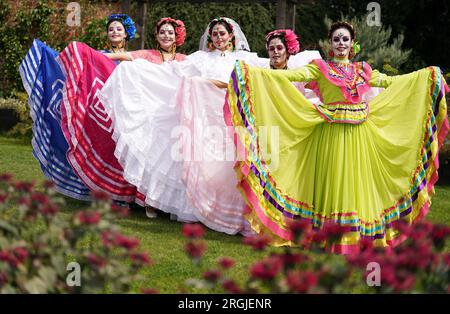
0, 136, 449, 293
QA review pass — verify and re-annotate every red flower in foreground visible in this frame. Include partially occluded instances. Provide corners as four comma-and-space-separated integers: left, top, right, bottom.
31, 192, 49, 205
243, 235, 270, 251
0, 193, 8, 203
288, 219, 312, 240
222, 279, 242, 294
250, 256, 283, 281
0, 271, 8, 286
115, 234, 140, 250
130, 252, 152, 266
111, 203, 130, 217
203, 270, 221, 282
312, 222, 351, 243
286, 270, 318, 293
218, 257, 235, 269
86, 253, 107, 268
141, 288, 159, 294
14, 181, 35, 193
76, 211, 101, 225
41, 203, 60, 217
182, 223, 205, 239
0, 173, 13, 183
184, 241, 207, 259
43, 180, 55, 189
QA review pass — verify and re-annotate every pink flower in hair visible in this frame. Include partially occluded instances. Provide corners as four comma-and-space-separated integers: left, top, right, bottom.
156, 17, 186, 47
265, 29, 300, 55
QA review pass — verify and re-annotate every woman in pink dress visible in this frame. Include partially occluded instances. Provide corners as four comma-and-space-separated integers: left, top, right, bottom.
56, 17, 187, 208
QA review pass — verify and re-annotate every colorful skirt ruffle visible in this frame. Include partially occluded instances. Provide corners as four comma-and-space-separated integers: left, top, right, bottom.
57, 42, 144, 205
225, 61, 449, 253
177, 76, 252, 235
99, 59, 197, 221
19, 39, 90, 200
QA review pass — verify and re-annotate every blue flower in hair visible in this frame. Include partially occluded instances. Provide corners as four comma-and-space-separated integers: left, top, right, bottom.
108, 14, 137, 40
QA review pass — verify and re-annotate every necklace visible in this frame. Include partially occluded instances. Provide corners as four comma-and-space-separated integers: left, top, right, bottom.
159, 47, 175, 62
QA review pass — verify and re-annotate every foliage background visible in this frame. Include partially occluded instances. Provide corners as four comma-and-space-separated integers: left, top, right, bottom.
1, 0, 449, 97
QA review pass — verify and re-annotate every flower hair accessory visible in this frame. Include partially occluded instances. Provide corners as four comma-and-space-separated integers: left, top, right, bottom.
108, 14, 137, 40
156, 17, 186, 46
265, 29, 300, 55
352, 41, 361, 55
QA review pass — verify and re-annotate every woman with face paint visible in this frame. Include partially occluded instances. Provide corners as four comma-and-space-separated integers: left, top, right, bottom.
105, 17, 186, 64
17, 14, 136, 201
51, 14, 156, 207
225, 21, 449, 252
99, 18, 321, 233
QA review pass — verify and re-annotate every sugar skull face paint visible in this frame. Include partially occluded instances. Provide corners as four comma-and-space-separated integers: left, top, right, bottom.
268, 37, 288, 69
330, 27, 353, 59
210, 24, 233, 51
108, 21, 127, 45
157, 22, 176, 51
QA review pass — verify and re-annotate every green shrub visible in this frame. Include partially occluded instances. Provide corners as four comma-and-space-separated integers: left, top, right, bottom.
0, 175, 154, 293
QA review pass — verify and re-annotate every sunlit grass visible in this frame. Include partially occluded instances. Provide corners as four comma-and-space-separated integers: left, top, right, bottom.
1, 135, 449, 293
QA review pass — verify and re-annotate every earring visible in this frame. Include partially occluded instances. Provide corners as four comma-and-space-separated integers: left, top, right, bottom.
349, 47, 355, 59
328, 50, 335, 58
227, 41, 233, 51
171, 43, 176, 56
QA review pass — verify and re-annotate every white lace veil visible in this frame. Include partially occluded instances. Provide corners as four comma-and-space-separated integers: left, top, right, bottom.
198, 17, 250, 52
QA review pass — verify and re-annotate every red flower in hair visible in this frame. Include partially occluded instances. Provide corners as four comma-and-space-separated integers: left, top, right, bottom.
156, 17, 186, 46
265, 29, 300, 55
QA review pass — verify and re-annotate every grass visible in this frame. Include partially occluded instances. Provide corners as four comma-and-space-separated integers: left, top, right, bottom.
0, 135, 449, 293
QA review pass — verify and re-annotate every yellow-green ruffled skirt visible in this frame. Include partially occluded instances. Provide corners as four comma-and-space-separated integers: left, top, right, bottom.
225, 61, 449, 253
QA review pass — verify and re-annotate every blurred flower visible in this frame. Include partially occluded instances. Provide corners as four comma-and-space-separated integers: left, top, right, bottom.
184, 241, 207, 259
31, 192, 49, 205
0, 271, 8, 286
286, 270, 317, 293
141, 288, 159, 294
0, 173, 13, 183
14, 181, 35, 193
86, 253, 107, 268
42, 180, 55, 189
114, 234, 140, 250
280, 252, 309, 268
243, 235, 270, 251
203, 269, 221, 283
287, 219, 312, 241
182, 223, 205, 239
76, 210, 101, 225
111, 203, 130, 217
222, 279, 242, 294
250, 255, 283, 281
218, 257, 235, 269
0, 193, 8, 203
13, 247, 28, 263
41, 203, 60, 217
130, 252, 152, 266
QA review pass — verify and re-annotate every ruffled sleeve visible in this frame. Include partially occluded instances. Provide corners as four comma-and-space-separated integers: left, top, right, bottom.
369, 70, 400, 88
257, 62, 321, 83
288, 50, 322, 69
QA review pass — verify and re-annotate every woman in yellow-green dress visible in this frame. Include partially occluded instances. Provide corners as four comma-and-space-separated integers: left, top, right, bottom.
225, 21, 449, 253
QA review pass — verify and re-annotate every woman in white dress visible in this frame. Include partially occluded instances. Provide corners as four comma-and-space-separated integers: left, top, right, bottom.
99, 18, 322, 235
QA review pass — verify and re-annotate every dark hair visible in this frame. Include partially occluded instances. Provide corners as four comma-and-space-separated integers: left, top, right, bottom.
328, 21, 355, 40
266, 34, 287, 50
208, 20, 233, 35
106, 19, 128, 40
